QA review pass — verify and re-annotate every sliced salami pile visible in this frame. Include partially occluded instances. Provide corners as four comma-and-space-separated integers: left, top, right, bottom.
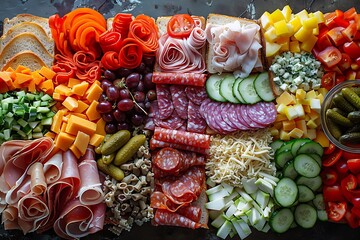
200, 99, 277, 134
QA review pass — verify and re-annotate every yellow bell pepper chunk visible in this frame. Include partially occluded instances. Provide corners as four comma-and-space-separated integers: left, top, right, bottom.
264, 26, 278, 42
303, 16, 319, 29
296, 9, 309, 23
300, 35, 318, 52
266, 42, 281, 57
313, 11, 325, 23
274, 20, 290, 36
260, 11, 273, 30
289, 41, 301, 53
289, 16, 302, 33
281, 5, 293, 22
294, 26, 313, 42
271, 9, 285, 23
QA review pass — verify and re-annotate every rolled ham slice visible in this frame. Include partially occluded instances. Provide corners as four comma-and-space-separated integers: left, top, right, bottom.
2, 205, 19, 230
43, 151, 63, 184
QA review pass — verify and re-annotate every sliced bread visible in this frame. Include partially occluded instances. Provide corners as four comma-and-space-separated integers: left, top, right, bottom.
3, 14, 51, 38
0, 22, 54, 54
206, 13, 265, 74
0, 33, 53, 69
2, 50, 47, 71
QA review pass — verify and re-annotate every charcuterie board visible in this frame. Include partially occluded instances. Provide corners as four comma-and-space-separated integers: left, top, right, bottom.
0, 0, 360, 240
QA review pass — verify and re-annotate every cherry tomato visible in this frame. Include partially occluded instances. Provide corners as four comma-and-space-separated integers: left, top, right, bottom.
324, 12, 338, 29
321, 72, 336, 90
316, 46, 342, 68
338, 53, 352, 71
323, 185, 345, 202
327, 202, 347, 221
324, 143, 336, 155
327, 27, 346, 46
351, 206, 360, 219
341, 174, 358, 191
335, 74, 345, 85
167, 14, 195, 38
335, 158, 349, 175
323, 147, 343, 167
321, 168, 338, 186
345, 208, 359, 228
347, 159, 360, 174
316, 32, 333, 50
343, 41, 360, 60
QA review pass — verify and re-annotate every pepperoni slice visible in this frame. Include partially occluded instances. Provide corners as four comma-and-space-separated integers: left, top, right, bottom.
185, 86, 208, 105
170, 85, 188, 120
247, 102, 277, 126
187, 101, 207, 133
156, 85, 174, 120
152, 72, 207, 87
149, 139, 209, 155
153, 209, 202, 229
153, 148, 182, 173
153, 127, 210, 149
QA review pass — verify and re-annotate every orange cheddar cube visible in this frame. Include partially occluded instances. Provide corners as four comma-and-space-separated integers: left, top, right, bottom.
68, 78, 82, 88
69, 144, 82, 159
89, 134, 105, 147
55, 84, 72, 96
39, 79, 54, 95
15, 73, 32, 84
95, 118, 106, 136
62, 96, 79, 111
85, 83, 103, 102
86, 100, 101, 121
72, 81, 89, 96
74, 100, 89, 113
66, 115, 97, 136
55, 132, 75, 151
39, 66, 56, 80
74, 131, 90, 155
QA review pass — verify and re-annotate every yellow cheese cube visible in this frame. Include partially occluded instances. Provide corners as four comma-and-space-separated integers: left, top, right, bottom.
297, 98, 310, 105
317, 88, 328, 96
305, 128, 317, 140
277, 37, 290, 51
289, 16, 302, 33
313, 11, 325, 23
310, 98, 321, 112
264, 26, 278, 42
294, 26, 313, 42
277, 103, 287, 114
276, 91, 295, 105
315, 117, 321, 126
296, 119, 308, 136
305, 115, 311, 121
307, 119, 318, 129
308, 110, 319, 120
317, 93, 325, 104
281, 5, 292, 22
283, 120, 296, 131
284, 106, 298, 120
289, 41, 301, 53
289, 128, 304, 138
296, 9, 309, 23
303, 105, 311, 113
296, 89, 307, 100
300, 35, 318, 52
275, 113, 288, 122
260, 11, 273, 29
306, 90, 317, 99
273, 121, 283, 130
315, 130, 330, 147
266, 42, 282, 57
279, 129, 291, 141
270, 127, 280, 137
271, 9, 285, 22
294, 104, 305, 117
302, 16, 319, 29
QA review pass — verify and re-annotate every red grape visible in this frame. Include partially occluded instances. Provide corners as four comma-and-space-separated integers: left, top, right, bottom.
119, 89, 131, 100
113, 79, 125, 89
105, 123, 118, 134
106, 85, 119, 102
134, 102, 146, 113
98, 93, 107, 103
117, 68, 132, 78
136, 81, 145, 92
134, 91, 145, 102
143, 56, 155, 67
131, 114, 144, 126
117, 122, 130, 131
145, 101, 151, 109
101, 79, 112, 92
135, 62, 146, 74
97, 101, 113, 113
125, 73, 140, 89
104, 70, 116, 81
146, 90, 157, 101
144, 73, 155, 90
113, 109, 126, 122
102, 113, 114, 123
117, 99, 134, 111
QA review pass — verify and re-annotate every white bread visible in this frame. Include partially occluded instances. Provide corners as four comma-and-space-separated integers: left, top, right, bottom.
0, 33, 53, 69
0, 22, 54, 54
2, 50, 47, 71
154, 16, 206, 72
206, 13, 265, 74
3, 14, 51, 38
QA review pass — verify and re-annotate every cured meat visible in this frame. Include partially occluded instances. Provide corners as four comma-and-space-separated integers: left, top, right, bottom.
153, 127, 210, 149
144, 117, 155, 131
227, 104, 248, 130
187, 27, 207, 50
201, 101, 224, 133
0, 140, 29, 175
152, 100, 185, 129
214, 103, 237, 133
177, 205, 202, 223
185, 86, 208, 105
28, 162, 46, 196
170, 85, 188, 119
149, 138, 210, 155
153, 209, 203, 229
73, 51, 101, 83
187, 101, 207, 133
222, 104, 241, 130
152, 72, 207, 87
247, 102, 277, 125
156, 84, 174, 119
236, 105, 252, 129
52, 54, 77, 85
43, 152, 63, 184
2, 205, 19, 230
242, 105, 265, 128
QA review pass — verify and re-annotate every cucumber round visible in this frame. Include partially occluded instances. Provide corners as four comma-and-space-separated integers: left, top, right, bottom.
232, 78, 246, 103
269, 208, 294, 233
290, 138, 311, 156
254, 72, 275, 102
237, 75, 261, 104
296, 175, 322, 192
219, 74, 240, 103
298, 185, 315, 202
294, 154, 321, 178
283, 160, 298, 180
275, 149, 293, 169
297, 141, 324, 157
274, 177, 299, 208
294, 204, 317, 229
206, 74, 227, 102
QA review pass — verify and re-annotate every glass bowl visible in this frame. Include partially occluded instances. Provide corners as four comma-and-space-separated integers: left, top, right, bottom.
321, 80, 360, 153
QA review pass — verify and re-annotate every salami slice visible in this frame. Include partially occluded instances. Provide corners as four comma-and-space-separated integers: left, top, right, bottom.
236, 105, 252, 129
247, 102, 277, 125
199, 98, 211, 119
150, 191, 180, 212
177, 205, 202, 223
153, 209, 202, 229
187, 101, 207, 133
156, 84, 174, 119
144, 117, 155, 131
152, 72, 207, 87
215, 103, 237, 133
153, 127, 210, 149
224, 104, 247, 130
185, 86, 208, 105
243, 105, 266, 128
149, 138, 210, 155
170, 85, 188, 120
153, 100, 185, 129
153, 148, 182, 173
202, 101, 223, 133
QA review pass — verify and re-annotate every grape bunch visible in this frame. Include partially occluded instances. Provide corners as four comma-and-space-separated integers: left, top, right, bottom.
97, 56, 157, 134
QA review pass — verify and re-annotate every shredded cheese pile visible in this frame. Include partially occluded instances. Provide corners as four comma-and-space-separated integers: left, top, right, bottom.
206, 129, 276, 186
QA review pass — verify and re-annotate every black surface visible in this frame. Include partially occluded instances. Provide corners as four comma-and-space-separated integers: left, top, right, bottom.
0, 0, 360, 239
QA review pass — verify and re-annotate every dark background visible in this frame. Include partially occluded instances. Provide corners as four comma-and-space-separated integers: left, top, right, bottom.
0, 0, 360, 239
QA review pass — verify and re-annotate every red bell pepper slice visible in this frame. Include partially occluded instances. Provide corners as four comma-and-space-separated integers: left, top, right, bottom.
327, 27, 347, 46
347, 159, 360, 174
342, 22, 357, 41
324, 12, 338, 29
344, 7, 357, 20
324, 185, 346, 202
323, 147, 343, 167
343, 41, 360, 60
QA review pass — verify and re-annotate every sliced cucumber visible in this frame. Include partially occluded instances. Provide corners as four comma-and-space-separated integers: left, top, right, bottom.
283, 160, 298, 180
232, 78, 246, 103
317, 210, 328, 221
206, 74, 227, 102
313, 194, 325, 210
309, 153, 322, 167
294, 154, 321, 178
238, 75, 261, 104
274, 178, 299, 208
220, 74, 240, 103
294, 204, 317, 229
270, 140, 284, 155
291, 138, 311, 156
296, 175, 322, 192
275, 149, 293, 169
269, 208, 294, 233
254, 72, 275, 102
297, 141, 324, 157
277, 140, 295, 154
298, 185, 315, 202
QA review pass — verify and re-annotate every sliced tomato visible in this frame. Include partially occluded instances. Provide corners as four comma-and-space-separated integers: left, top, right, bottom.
324, 143, 336, 155
321, 168, 338, 185
345, 208, 359, 228
323, 185, 345, 202
327, 202, 347, 221
357, 173, 360, 185
321, 72, 336, 90
344, 7, 357, 20
338, 53, 352, 71
342, 22, 357, 41
323, 147, 343, 167
343, 151, 360, 160
347, 159, 360, 174
336, 74, 345, 85
335, 158, 349, 175
317, 46, 342, 68
167, 14, 195, 38
351, 206, 360, 219
343, 41, 360, 60
327, 27, 347, 46
341, 174, 358, 191
316, 30, 333, 50
334, 10, 350, 28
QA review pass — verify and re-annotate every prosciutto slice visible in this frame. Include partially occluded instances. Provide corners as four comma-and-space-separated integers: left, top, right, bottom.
43, 152, 63, 184
2, 205, 19, 230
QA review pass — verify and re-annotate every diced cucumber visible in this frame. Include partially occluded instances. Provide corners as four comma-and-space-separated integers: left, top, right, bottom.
298, 185, 315, 202
231, 219, 251, 239
296, 175, 322, 192
269, 208, 294, 233
294, 154, 321, 178
206, 74, 227, 102
254, 72, 275, 102
294, 204, 317, 228
219, 74, 240, 103
217, 220, 232, 239
238, 75, 261, 104
274, 178, 298, 207
232, 78, 246, 103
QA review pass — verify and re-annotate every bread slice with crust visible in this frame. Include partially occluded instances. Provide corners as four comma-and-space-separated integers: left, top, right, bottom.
2, 50, 47, 71
0, 33, 53, 69
0, 22, 54, 54
206, 13, 265, 75
3, 14, 51, 38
